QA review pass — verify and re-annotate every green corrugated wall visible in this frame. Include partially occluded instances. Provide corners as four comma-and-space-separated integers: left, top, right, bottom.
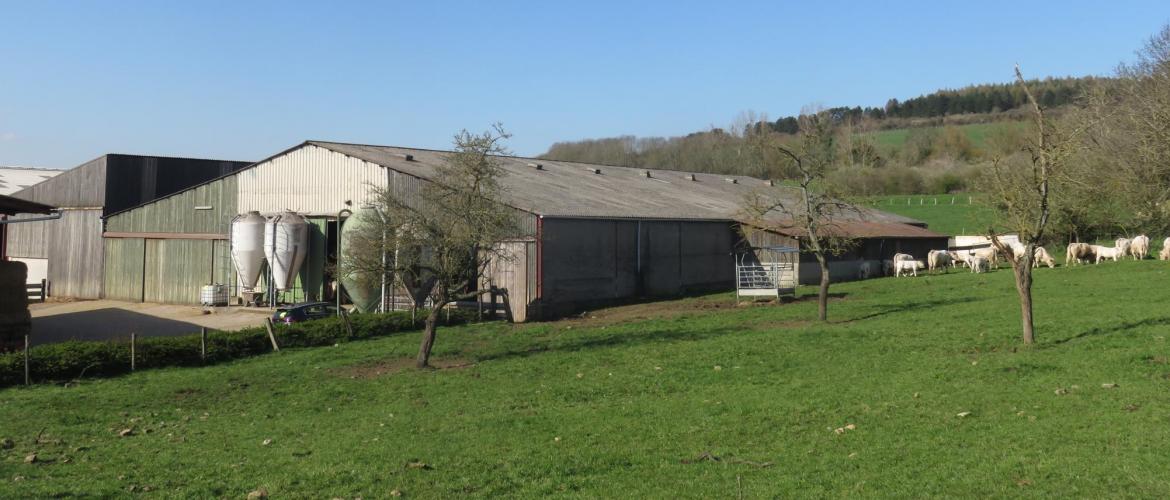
103, 238, 145, 301
102, 182, 334, 306
106, 176, 237, 233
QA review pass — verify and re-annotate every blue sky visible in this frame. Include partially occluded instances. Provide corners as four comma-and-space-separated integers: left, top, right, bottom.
1, 1, 1166, 168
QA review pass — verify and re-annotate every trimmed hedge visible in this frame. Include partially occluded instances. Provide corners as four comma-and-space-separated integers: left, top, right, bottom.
0, 309, 477, 388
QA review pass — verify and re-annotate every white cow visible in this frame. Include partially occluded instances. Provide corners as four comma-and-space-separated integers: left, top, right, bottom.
969, 255, 990, 274
895, 259, 923, 277
1066, 242, 1094, 265
1115, 238, 1132, 260
972, 247, 999, 269
1033, 246, 1056, 268
1131, 234, 1150, 260
1160, 237, 1170, 260
927, 250, 953, 273
1093, 244, 1124, 263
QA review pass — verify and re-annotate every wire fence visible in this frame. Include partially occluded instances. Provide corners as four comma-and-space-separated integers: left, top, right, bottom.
868, 196, 977, 206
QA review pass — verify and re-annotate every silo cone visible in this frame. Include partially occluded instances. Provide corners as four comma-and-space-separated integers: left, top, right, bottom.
339, 208, 385, 313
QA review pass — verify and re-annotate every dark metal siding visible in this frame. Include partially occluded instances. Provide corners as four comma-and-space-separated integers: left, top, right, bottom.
103, 155, 249, 216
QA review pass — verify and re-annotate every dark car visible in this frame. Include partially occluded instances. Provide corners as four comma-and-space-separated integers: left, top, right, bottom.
272, 302, 338, 324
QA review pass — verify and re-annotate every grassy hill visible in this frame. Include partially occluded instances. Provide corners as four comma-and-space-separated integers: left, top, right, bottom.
3, 260, 1170, 497
864, 194, 998, 235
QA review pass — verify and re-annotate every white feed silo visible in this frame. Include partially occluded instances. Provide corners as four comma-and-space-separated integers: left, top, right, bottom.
230, 211, 267, 291
264, 212, 310, 291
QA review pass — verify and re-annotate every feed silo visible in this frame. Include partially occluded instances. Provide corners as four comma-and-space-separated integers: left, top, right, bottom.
264, 212, 310, 291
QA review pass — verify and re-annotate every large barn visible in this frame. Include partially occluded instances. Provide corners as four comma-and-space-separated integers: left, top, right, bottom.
99, 141, 947, 321
4, 154, 251, 297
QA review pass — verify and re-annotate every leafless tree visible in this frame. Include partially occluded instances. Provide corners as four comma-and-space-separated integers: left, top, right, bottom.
345, 124, 520, 368
742, 111, 858, 321
983, 66, 1086, 344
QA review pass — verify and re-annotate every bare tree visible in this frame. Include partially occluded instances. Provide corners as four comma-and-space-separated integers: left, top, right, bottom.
742, 111, 858, 321
983, 66, 1085, 344
345, 124, 520, 368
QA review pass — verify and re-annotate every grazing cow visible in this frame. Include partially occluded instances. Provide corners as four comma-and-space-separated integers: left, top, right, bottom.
927, 250, 953, 273
1093, 244, 1124, 263
972, 247, 999, 269
969, 255, 989, 274
1131, 234, 1150, 260
1033, 246, 1056, 268
1115, 238, 1132, 259
894, 259, 922, 277
1066, 242, 1094, 265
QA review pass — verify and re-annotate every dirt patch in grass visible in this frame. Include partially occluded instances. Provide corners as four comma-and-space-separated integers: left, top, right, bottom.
330, 357, 475, 379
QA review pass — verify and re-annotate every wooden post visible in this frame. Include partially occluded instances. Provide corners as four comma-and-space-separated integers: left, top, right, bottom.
264, 318, 280, 351
200, 327, 207, 362
340, 308, 354, 338
39, 279, 46, 302
130, 333, 136, 371
23, 334, 30, 386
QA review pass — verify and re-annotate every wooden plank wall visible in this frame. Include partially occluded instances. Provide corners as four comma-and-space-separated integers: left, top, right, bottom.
47, 209, 104, 299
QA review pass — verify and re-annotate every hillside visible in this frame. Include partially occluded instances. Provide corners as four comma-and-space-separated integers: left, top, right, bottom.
3, 261, 1170, 497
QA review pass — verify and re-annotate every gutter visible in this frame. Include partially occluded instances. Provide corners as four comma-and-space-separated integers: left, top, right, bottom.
0, 211, 63, 224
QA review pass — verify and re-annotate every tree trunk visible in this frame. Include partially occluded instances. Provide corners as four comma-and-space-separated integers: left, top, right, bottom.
816, 253, 830, 322
1012, 259, 1036, 344
417, 289, 449, 368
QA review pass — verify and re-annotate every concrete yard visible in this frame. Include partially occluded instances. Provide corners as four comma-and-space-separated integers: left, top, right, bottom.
29, 300, 270, 346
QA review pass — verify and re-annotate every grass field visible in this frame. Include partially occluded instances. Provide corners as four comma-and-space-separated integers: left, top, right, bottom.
863, 122, 1025, 152
864, 195, 997, 235
3, 259, 1170, 497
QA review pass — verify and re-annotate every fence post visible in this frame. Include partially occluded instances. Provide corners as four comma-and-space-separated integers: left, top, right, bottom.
264, 318, 280, 351
951, 197, 955, 205
200, 327, 207, 362
39, 279, 46, 302
23, 334, 30, 386
130, 333, 136, 371
968, 196, 973, 204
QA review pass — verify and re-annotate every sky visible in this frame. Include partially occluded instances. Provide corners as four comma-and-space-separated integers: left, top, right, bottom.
1, 1, 1167, 168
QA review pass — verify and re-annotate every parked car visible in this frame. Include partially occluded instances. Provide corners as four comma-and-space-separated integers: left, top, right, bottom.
272, 302, 338, 324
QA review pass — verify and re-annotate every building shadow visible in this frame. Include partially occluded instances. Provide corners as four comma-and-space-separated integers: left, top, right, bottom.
31, 308, 203, 346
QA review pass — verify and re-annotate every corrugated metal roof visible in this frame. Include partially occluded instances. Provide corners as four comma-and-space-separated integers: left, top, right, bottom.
0, 166, 61, 195
308, 141, 943, 238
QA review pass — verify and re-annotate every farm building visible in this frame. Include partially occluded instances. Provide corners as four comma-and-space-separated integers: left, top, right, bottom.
100, 141, 947, 321
0, 166, 61, 196
4, 154, 251, 298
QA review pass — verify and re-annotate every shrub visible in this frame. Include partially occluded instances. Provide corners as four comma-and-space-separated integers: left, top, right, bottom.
0, 309, 478, 388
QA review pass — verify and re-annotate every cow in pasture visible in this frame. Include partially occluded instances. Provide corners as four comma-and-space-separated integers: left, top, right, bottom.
894, 259, 923, 277
1160, 237, 1170, 260
1115, 238, 1132, 259
1131, 235, 1150, 260
972, 247, 999, 269
1033, 246, 1056, 268
927, 250, 953, 273
1093, 244, 1124, 263
969, 256, 990, 274
1066, 242, 1095, 265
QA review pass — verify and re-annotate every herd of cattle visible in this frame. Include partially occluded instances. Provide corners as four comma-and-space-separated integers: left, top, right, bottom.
885, 234, 1167, 277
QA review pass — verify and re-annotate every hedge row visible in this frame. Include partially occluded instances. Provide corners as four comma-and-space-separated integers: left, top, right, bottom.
0, 309, 477, 388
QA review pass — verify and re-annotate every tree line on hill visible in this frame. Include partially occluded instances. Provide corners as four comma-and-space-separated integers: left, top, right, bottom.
540, 77, 1112, 198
